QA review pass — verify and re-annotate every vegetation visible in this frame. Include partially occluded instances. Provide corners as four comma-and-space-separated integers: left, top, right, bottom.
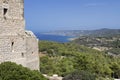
39, 41, 120, 79
72, 35, 120, 55
62, 70, 96, 80
0, 62, 47, 80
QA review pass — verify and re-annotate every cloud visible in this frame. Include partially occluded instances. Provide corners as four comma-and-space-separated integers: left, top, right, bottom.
84, 3, 104, 7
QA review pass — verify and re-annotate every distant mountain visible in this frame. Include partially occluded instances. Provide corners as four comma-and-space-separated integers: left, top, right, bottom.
43, 28, 120, 37
67, 28, 120, 55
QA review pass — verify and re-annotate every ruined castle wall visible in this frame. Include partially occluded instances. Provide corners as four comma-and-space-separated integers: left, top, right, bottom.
0, 0, 24, 19
0, 19, 25, 35
0, 0, 39, 70
25, 32, 39, 70
0, 0, 25, 35
0, 0, 2, 17
8, 0, 24, 20
0, 35, 27, 67
0, 34, 39, 69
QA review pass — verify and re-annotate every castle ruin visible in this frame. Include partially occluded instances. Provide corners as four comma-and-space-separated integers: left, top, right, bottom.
0, 0, 39, 70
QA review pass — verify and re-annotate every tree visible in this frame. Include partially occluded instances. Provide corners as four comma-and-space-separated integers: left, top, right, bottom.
0, 62, 47, 80
62, 70, 96, 80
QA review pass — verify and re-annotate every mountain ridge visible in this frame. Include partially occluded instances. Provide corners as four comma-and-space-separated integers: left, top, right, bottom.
42, 28, 120, 37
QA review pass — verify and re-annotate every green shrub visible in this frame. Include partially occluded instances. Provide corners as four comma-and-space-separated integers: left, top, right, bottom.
0, 62, 47, 80
62, 70, 96, 80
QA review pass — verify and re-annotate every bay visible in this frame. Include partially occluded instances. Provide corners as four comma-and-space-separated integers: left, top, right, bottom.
35, 33, 73, 43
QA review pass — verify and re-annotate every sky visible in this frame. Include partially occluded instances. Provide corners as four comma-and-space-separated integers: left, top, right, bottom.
24, 0, 120, 32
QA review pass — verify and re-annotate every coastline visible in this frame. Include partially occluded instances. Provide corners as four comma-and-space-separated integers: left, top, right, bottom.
68, 37, 78, 41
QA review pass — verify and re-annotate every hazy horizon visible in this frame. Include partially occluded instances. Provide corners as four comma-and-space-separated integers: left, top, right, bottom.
33, 28, 120, 33
25, 0, 120, 32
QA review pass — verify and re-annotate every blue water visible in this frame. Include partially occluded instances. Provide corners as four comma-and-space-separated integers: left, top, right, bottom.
35, 33, 73, 43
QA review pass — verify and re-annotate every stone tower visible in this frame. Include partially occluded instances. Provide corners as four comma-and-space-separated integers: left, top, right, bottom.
0, 0, 39, 70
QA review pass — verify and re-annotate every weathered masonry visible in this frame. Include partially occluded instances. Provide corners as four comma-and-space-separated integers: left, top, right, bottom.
0, 0, 39, 70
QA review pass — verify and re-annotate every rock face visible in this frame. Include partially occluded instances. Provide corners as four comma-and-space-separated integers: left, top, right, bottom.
0, 0, 39, 70
43, 74, 63, 80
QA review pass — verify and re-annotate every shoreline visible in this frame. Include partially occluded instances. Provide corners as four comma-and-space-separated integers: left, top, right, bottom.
68, 37, 78, 41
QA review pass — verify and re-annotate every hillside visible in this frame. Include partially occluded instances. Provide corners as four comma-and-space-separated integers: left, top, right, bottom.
42, 28, 120, 56
43, 28, 120, 37
71, 34, 120, 55
39, 41, 120, 80
0, 62, 47, 80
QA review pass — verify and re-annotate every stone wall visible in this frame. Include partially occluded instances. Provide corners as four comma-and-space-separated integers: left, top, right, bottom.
0, 19, 25, 35
0, 35, 27, 67
0, 0, 25, 35
25, 31, 39, 70
0, 0, 39, 70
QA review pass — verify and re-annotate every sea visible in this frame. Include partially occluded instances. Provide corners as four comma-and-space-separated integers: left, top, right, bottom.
35, 33, 73, 43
